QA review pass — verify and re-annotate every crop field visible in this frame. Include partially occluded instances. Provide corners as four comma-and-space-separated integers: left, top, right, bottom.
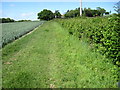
1, 21, 44, 48
2, 17, 119, 88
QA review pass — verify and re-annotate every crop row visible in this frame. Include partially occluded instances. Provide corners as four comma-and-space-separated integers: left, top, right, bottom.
1, 21, 44, 48
56, 16, 120, 67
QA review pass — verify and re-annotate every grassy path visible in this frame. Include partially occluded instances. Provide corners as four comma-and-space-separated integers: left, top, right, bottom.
2, 21, 117, 88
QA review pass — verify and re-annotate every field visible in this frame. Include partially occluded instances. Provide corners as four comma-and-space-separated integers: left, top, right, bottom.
1, 21, 44, 48
2, 18, 119, 88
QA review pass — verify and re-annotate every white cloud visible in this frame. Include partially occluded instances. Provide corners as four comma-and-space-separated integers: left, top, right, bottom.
19, 12, 37, 20
1, 0, 119, 2
21, 12, 35, 17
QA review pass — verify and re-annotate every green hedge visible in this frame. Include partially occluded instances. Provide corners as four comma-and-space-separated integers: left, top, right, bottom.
56, 16, 120, 67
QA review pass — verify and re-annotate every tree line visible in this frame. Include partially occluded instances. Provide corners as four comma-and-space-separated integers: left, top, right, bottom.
0, 18, 15, 23
1, 1, 119, 22
64, 7, 110, 18
37, 7, 111, 20
37, 6, 119, 21
0, 18, 32, 23
37, 1, 120, 20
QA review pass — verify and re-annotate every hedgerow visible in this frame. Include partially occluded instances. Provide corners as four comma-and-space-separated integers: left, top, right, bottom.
56, 16, 120, 83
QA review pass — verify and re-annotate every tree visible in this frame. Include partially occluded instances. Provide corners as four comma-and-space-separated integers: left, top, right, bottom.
83, 8, 93, 17
64, 9, 80, 18
54, 10, 61, 18
37, 9, 55, 21
105, 12, 109, 15
96, 7, 106, 16
0, 18, 2, 23
67, 10, 70, 12
0, 18, 15, 23
114, 1, 120, 14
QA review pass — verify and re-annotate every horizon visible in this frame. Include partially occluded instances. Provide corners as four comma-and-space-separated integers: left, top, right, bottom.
1, 2, 118, 20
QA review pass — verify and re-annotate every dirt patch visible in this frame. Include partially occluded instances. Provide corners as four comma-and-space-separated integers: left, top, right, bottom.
50, 84, 55, 88
4, 62, 12, 65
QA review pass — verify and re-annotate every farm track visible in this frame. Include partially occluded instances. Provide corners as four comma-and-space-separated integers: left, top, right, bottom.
2, 21, 117, 88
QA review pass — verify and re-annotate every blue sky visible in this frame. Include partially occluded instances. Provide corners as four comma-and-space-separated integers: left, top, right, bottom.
1, 1, 118, 20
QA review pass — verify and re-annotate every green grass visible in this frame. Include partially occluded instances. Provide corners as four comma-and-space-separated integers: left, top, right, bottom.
2, 21, 117, 88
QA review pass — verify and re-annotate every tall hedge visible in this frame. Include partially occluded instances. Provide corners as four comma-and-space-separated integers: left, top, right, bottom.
56, 16, 120, 67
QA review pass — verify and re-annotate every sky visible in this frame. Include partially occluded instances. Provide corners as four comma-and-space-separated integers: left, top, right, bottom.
1, 0, 119, 2
0, 0, 119, 20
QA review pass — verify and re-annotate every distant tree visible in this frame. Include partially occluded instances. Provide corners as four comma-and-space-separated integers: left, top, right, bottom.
64, 7, 107, 18
114, 1, 120, 14
1, 18, 15, 23
0, 18, 2, 23
105, 12, 109, 15
67, 10, 70, 12
96, 7, 106, 16
18, 20, 31, 22
64, 9, 79, 18
109, 10, 111, 14
92, 10, 101, 16
54, 10, 61, 18
37, 9, 55, 21
64, 10, 73, 18
83, 8, 94, 17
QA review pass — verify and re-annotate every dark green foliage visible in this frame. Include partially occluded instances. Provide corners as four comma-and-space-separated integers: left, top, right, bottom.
57, 16, 120, 67
83, 8, 94, 17
105, 12, 110, 15
83, 8, 101, 17
37, 9, 55, 21
57, 16, 120, 86
17, 20, 31, 22
54, 10, 62, 18
83, 7, 106, 17
64, 9, 80, 18
0, 18, 1, 23
0, 18, 15, 23
64, 7, 107, 18
96, 7, 106, 16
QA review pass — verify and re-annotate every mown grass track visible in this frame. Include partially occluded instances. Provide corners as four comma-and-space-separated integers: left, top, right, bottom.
2, 21, 117, 88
